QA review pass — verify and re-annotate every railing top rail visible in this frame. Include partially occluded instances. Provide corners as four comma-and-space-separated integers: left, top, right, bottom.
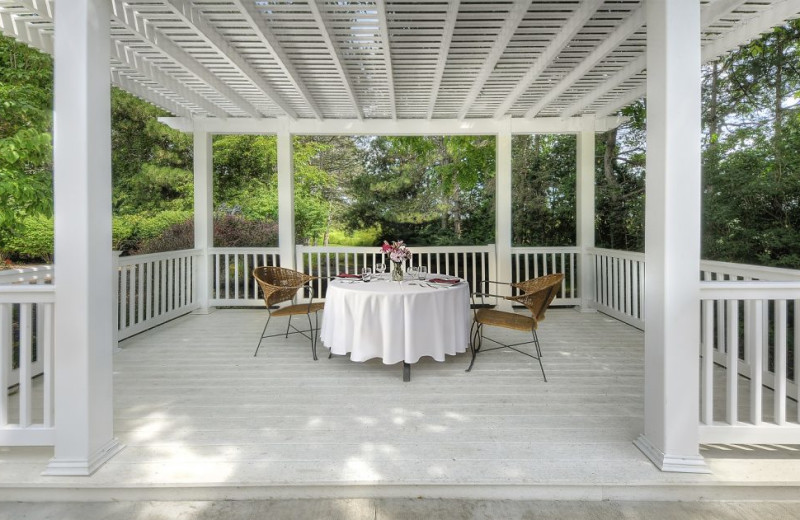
700, 280, 800, 300
511, 246, 580, 253
118, 248, 203, 264
297, 244, 496, 253
700, 259, 800, 281
210, 247, 280, 253
588, 247, 645, 262
0, 284, 56, 303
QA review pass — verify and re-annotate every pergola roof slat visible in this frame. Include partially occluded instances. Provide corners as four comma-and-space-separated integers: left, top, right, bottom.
1, 0, 798, 121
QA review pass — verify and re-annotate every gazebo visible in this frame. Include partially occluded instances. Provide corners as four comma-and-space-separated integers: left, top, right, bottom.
1, 0, 799, 488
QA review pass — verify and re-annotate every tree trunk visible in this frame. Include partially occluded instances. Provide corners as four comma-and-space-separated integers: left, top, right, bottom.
603, 128, 618, 188
773, 34, 784, 181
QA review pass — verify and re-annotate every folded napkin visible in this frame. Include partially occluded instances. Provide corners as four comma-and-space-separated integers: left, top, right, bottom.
337, 273, 361, 279
428, 278, 460, 284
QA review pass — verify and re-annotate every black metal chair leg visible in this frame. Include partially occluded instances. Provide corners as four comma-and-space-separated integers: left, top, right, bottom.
284, 315, 292, 338
307, 313, 317, 360
532, 329, 543, 358
253, 314, 271, 357
466, 324, 481, 372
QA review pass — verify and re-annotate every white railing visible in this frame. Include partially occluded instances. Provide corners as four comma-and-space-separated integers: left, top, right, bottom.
511, 247, 580, 305
0, 285, 55, 446
589, 248, 646, 329
210, 248, 281, 306
699, 281, 800, 444
116, 249, 202, 341
297, 245, 497, 301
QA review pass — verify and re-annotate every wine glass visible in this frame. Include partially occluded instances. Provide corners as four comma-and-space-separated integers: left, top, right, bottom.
375, 262, 386, 278
361, 267, 372, 282
407, 265, 418, 280
417, 265, 427, 280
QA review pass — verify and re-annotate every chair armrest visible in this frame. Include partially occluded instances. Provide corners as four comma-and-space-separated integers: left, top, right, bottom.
472, 292, 506, 299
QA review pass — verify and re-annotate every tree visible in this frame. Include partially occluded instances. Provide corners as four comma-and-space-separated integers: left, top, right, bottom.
0, 35, 53, 254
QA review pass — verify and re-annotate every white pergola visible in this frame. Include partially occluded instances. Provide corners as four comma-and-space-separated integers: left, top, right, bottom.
1, 0, 799, 476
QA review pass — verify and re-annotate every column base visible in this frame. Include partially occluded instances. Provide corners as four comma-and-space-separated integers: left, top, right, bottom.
634, 434, 710, 474
42, 438, 124, 476
576, 302, 596, 314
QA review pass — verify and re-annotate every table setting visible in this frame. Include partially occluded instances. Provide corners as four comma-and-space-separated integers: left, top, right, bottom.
320, 241, 471, 381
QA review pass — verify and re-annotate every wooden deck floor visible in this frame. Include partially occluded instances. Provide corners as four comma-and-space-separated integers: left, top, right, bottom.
2, 308, 800, 501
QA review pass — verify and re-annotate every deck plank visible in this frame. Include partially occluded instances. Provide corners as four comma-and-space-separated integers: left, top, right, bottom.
3, 308, 800, 500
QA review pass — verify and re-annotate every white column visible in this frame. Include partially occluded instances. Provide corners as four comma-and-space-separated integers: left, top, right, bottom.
45, 0, 122, 475
495, 119, 513, 301
634, 0, 708, 473
576, 115, 596, 312
277, 127, 296, 269
193, 127, 214, 313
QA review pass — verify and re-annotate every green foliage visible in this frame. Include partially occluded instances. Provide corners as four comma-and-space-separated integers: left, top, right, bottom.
3, 214, 53, 262
701, 20, 800, 268
0, 36, 53, 247
134, 214, 279, 255
344, 135, 495, 245
327, 227, 381, 246
511, 134, 576, 247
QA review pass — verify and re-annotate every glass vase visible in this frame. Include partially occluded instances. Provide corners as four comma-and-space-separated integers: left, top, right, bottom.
392, 261, 404, 281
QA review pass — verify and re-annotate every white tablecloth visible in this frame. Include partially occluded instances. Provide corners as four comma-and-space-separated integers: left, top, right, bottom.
319, 276, 470, 364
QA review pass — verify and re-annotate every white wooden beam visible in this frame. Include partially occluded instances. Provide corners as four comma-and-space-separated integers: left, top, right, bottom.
702, 0, 751, 27
16, 0, 226, 117
46, 0, 122, 476
457, 0, 531, 120
426, 0, 460, 120
576, 114, 596, 312
561, 0, 800, 118
493, 0, 603, 119
110, 0, 263, 118
164, 0, 297, 119
635, 0, 708, 474
161, 115, 627, 136
277, 126, 296, 269
111, 69, 193, 118
193, 130, 214, 313
111, 41, 229, 118
231, 0, 323, 120
594, 84, 646, 118
701, 0, 800, 62
375, 0, 398, 120
307, 0, 363, 119
560, 55, 645, 119
525, 6, 646, 118
495, 118, 513, 303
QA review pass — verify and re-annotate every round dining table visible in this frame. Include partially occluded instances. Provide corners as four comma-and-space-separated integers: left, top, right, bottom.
319, 274, 471, 381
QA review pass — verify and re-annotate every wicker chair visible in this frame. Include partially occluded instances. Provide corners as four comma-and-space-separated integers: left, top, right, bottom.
253, 266, 325, 360
466, 273, 564, 381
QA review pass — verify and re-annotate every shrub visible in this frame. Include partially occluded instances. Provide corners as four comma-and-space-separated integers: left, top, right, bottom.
327, 227, 380, 246
213, 214, 278, 247
134, 214, 278, 254
3, 214, 54, 262
134, 218, 194, 255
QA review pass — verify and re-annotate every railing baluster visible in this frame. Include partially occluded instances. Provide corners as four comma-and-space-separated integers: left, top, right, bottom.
0, 303, 9, 426
726, 299, 739, 425
137, 261, 144, 325
774, 299, 787, 425
795, 299, 800, 423
120, 266, 129, 329
19, 303, 32, 427
701, 299, 714, 425
43, 302, 54, 427
569, 252, 575, 299
750, 299, 764, 425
